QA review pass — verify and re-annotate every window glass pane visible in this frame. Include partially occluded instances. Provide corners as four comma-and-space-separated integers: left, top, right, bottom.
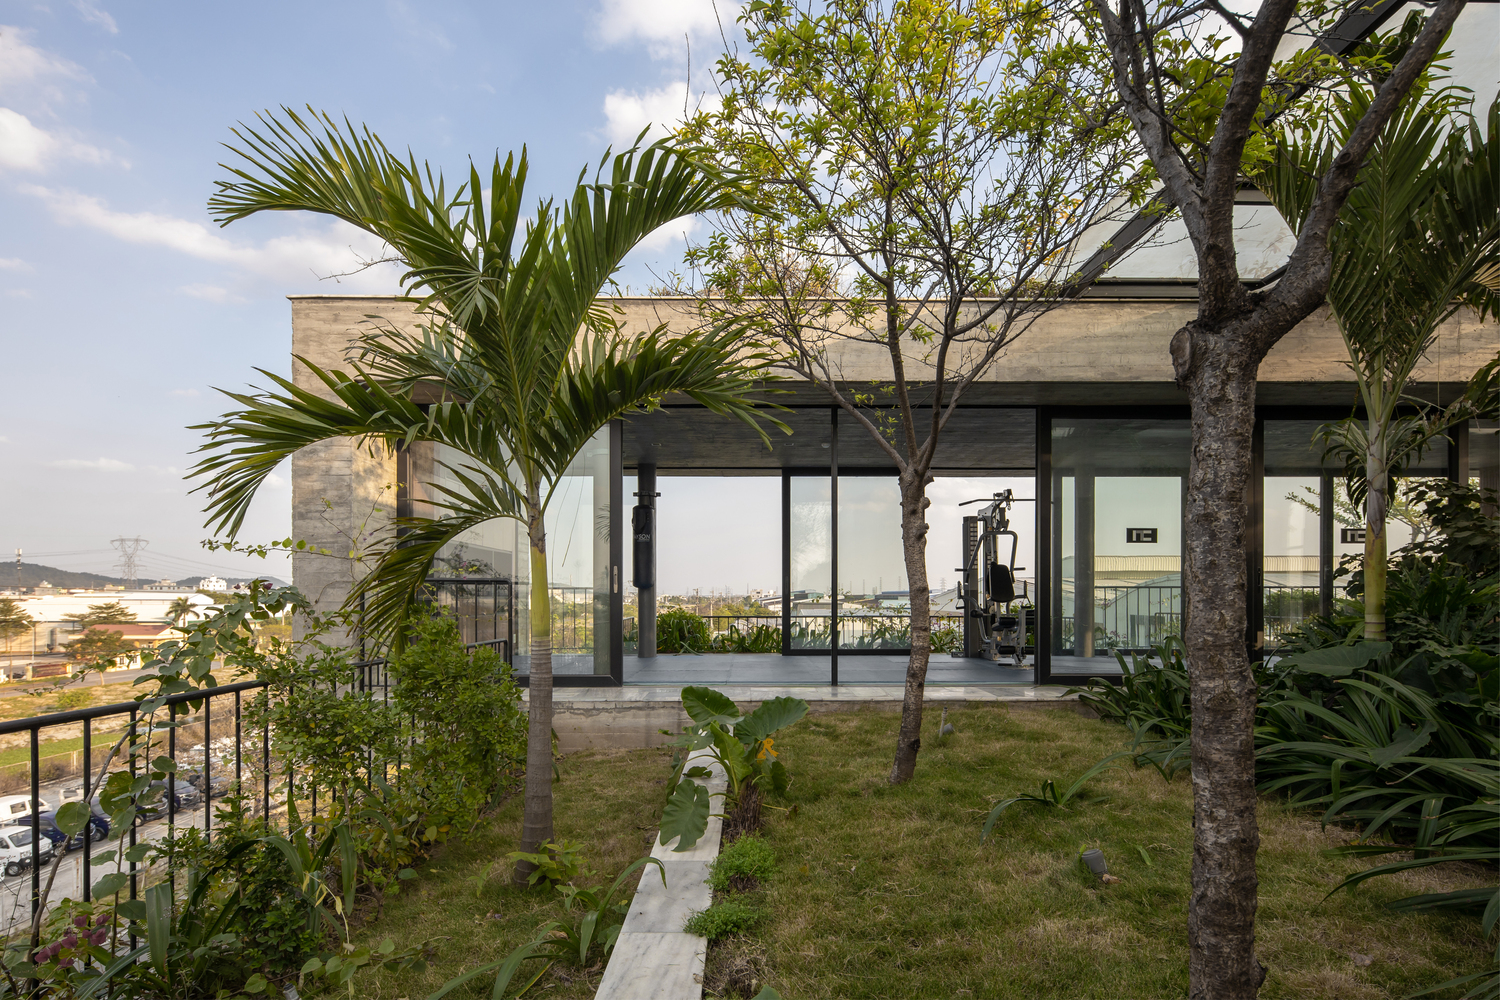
837, 476, 906, 649
1050, 419, 1189, 669
789, 476, 832, 649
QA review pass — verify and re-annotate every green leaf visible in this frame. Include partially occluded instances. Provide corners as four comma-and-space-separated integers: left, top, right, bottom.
681, 686, 740, 727
92, 872, 130, 898
54, 800, 90, 837
145, 882, 171, 981
735, 696, 809, 743
658, 780, 712, 852
1279, 641, 1392, 676
1371, 720, 1436, 768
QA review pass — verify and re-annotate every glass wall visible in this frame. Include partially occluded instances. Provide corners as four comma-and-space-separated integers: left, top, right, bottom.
837, 475, 907, 649
788, 475, 833, 649
407, 426, 613, 677
1263, 421, 1330, 643
1050, 418, 1190, 671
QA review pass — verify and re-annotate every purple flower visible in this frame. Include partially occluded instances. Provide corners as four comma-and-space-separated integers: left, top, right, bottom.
60, 934, 77, 950
73, 915, 88, 928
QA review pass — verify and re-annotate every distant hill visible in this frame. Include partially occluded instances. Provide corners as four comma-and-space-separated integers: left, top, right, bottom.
8, 562, 125, 589
5, 563, 287, 591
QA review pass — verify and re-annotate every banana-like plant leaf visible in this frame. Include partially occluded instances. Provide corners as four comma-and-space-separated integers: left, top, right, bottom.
1278, 641, 1392, 676
735, 696, 809, 743
681, 686, 741, 727
658, 780, 712, 852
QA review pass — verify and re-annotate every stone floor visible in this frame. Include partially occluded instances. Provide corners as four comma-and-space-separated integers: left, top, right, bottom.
520, 650, 1124, 684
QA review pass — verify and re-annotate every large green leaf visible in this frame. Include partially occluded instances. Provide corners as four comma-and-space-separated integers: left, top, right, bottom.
681, 686, 740, 727
658, 780, 712, 852
1278, 641, 1391, 677
735, 696, 809, 743
54, 800, 91, 837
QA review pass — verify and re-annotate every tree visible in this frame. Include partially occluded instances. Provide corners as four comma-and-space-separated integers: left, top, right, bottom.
682, 0, 1141, 783
67, 627, 134, 669
63, 600, 137, 626
1259, 83, 1500, 639
190, 110, 780, 878
1086, 1, 1468, 994
167, 595, 198, 626
0, 598, 35, 672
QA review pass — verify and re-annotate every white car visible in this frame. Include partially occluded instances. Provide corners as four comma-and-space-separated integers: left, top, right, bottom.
0, 825, 53, 878
0, 795, 46, 826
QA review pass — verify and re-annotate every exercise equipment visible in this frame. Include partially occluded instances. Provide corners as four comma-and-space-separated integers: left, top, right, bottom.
957, 490, 1034, 666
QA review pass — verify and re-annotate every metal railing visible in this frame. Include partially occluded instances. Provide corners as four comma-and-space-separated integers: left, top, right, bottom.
1055, 583, 1325, 653
0, 637, 508, 938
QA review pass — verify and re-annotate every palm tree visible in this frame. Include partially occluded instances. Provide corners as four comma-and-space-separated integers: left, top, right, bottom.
166, 596, 196, 627
1259, 86, 1499, 639
190, 110, 781, 873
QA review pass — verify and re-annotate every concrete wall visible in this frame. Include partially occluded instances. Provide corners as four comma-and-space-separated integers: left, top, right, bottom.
288, 298, 416, 636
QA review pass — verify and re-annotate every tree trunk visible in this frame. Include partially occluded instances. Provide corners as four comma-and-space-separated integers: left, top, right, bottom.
1183, 342, 1266, 999
514, 509, 554, 883
889, 472, 933, 784
1363, 424, 1388, 641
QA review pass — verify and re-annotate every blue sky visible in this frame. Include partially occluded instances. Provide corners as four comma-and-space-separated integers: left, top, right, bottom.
0, 0, 725, 583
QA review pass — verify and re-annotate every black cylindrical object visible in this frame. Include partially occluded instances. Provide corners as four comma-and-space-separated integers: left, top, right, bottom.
632, 503, 655, 589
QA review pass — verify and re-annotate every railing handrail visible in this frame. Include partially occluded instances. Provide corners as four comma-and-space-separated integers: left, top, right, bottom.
0, 679, 268, 737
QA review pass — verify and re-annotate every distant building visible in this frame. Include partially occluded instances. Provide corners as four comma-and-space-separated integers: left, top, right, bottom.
198, 576, 228, 593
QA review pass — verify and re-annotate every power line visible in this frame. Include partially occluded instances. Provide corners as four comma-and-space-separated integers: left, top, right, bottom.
109, 537, 148, 590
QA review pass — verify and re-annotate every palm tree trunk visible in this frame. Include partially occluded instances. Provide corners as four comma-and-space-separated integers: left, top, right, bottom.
1364, 426, 1389, 641
890, 472, 932, 784
514, 507, 554, 883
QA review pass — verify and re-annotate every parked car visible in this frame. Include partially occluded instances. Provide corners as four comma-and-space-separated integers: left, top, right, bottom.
33, 808, 109, 853
0, 795, 46, 827
0, 826, 54, 878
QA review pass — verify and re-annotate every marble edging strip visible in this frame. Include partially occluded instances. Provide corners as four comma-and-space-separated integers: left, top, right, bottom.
595, 749, 727, 1000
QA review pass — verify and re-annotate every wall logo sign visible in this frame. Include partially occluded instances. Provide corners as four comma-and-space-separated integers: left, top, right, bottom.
1341, 527, 1367, 544
1126, 528, 1158, 544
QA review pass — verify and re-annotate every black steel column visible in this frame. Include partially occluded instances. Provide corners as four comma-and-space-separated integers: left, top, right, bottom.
636, 463, 657, 660
830, 408, 839, 686
1319, 470, 1335, 618
781, 472, 792, 656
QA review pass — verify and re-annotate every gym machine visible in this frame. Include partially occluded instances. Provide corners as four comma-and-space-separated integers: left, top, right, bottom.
956, 490, 1034, 666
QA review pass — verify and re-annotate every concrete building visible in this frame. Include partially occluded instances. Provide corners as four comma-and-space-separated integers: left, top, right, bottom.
285, 290, 1498, 685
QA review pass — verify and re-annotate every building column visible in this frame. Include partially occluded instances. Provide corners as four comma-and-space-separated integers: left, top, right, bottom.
635, 464, 657, 659
1076, 467, 1095, 658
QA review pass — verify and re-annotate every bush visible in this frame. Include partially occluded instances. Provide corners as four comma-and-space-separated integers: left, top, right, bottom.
388, 609, 527, 832
708, 834, 775, 891
684, 900, 765, 941
657, 607, 711, 653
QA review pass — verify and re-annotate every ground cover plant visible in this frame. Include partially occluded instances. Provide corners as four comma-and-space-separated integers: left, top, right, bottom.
718, 705, 1492, 999
345, 744, 677, 998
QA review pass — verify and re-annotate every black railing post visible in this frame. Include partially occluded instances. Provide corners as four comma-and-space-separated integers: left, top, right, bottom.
203, 697, 212, 841
83, 717, 92, 904
29, 728, 40, 922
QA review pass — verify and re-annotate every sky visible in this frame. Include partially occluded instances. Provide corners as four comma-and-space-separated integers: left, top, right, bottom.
0, 0, 727, 585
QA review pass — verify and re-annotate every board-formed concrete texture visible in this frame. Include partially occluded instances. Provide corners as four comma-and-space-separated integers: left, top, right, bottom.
595, 748, 727, 1000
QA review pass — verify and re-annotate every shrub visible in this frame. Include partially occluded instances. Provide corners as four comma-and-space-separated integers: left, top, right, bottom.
388, 609, 527, 831
708, 834, 775, 891
684, 900, 764, 941
657, 607, 711, 653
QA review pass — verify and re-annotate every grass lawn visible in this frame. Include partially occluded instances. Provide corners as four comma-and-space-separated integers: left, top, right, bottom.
348, 745, 676, 999
707, 704, 1494, 1000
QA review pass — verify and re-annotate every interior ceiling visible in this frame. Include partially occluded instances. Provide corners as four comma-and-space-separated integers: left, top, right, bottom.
623, 397, 1037, 473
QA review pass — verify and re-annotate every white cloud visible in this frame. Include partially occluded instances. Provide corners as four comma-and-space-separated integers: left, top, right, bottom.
637, 213, 704, 254
73, 2, 119, 34
21, 184, 403, 291
0, 26, 90, 92
596, 0, 735, 59
0, 257, 29, 270
178, 283, 245, 304
602, 81, 692, 146
49, 457, 134, 472
3, 288, 32, 298
266, 472, 287, 489
0, 107, 115, 172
